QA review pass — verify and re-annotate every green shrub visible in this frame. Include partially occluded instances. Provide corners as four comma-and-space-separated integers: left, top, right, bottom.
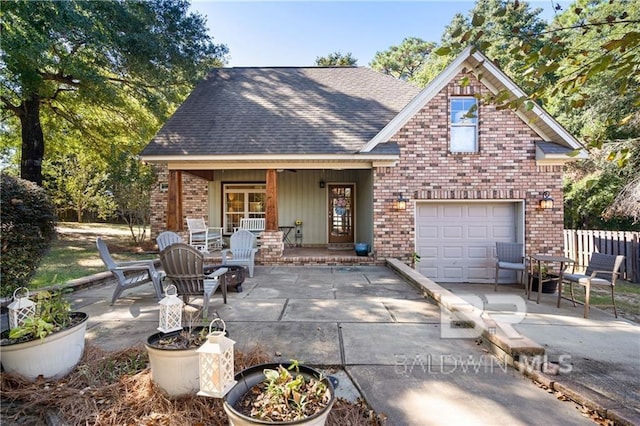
1, 174, 57, 297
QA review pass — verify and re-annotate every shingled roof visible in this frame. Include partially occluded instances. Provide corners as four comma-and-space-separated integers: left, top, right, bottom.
141, 67, 421, 157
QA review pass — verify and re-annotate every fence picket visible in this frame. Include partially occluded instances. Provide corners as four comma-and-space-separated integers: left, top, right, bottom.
563, 229, 639, 282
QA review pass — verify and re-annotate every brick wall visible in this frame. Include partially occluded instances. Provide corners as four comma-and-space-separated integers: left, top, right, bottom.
150, 166, 209, 241
373, 72, 565, 264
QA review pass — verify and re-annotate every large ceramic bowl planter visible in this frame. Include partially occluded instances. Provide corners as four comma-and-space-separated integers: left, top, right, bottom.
223, 362, 335, 426
145, 326, 208, 397
0, 312, 88, 380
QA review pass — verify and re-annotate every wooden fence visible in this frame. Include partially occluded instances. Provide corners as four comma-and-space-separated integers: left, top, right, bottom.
563, 229, 640, 283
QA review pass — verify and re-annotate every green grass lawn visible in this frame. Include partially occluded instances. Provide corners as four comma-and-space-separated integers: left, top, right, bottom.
559, 279, 640, 323
30, 222, 157, 289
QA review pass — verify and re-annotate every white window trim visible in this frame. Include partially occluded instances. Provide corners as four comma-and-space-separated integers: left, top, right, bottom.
450, 97, 478, 153
223, 183, 266, 234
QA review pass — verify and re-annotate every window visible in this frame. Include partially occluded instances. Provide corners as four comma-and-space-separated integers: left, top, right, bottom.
450, 97, 478, 152
223, 184, 266, 233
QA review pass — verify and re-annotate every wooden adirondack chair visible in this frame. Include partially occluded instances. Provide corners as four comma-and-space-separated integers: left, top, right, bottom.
159, 243, 227, 318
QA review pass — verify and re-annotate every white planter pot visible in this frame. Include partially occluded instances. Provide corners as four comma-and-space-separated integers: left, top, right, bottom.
0, 312, 88, 380
145, 328, 203, 397
223, 363, 335, 426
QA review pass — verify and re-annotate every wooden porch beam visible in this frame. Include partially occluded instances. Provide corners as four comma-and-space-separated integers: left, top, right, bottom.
167, 170, 183, 231
265, 169, 278, 231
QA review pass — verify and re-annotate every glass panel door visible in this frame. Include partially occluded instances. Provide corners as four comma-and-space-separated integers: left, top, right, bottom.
328, 184, 354, 244
223, 184, 266, 233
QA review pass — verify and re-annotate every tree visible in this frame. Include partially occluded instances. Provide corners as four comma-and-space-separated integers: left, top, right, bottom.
441, 0, 640, 152
416, 0, 548, 88
106, 150, 156, 244
369, 37, 436, 81
43, 153, 114, 222
315, 51, 358, 66
0, 0, 228, 186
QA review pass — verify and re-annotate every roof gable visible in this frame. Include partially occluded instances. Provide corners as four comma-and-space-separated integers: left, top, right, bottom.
141, 67, 421, 158
361, 46, 586, 159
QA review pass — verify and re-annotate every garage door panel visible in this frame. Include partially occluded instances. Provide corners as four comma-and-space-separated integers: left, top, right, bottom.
492, 226, 514, 239
468, 205, 489, 217
443, 205, 463, 217
468, 246, 489, 259
468, 267, 491, 280
468, 226, 488, 239
443, 246, 463, 259
416, 202, 518, 283
418, 226, 438, 239
444, 267, 463, 279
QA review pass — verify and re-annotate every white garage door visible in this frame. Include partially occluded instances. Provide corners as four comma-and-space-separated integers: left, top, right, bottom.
415, 202, 518, 283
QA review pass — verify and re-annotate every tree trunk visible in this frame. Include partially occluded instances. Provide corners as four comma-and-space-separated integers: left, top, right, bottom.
19, 95, 45, 186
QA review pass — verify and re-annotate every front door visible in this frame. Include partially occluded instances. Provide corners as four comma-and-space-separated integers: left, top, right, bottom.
328, 184, 354, 244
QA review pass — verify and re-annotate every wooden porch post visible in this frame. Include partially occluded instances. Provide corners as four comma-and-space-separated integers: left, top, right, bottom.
265, 169, 278, 231
167, 170, 183, 231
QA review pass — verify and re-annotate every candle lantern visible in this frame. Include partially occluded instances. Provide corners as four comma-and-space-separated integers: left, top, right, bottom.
8, 287, 36, 329
197, 318, 236, 398
157, 284, 183, 333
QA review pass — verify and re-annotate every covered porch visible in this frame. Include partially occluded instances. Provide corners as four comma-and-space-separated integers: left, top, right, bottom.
152, 162, 393, 265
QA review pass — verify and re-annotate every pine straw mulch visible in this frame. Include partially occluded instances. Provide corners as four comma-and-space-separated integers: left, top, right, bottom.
1, 344, 387, 426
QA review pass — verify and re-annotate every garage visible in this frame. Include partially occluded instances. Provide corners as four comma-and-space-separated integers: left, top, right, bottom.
415, 202, 523, 283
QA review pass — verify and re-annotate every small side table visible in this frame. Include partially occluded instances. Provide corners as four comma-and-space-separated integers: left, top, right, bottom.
279, 226, 295, 248
528, 254, 574, 305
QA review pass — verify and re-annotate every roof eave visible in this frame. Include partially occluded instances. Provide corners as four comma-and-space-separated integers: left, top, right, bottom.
139, 153, 399, 170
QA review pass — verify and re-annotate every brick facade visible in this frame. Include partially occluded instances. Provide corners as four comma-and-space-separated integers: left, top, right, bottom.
149, 71, 567, 269
373, 72, 564, 264
150, 167, 209, 241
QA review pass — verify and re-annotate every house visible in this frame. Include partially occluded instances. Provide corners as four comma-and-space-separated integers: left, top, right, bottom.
140, 47, 586, 283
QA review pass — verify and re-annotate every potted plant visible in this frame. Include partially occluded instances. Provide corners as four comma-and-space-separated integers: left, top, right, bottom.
145, 312, 227, 397
223, 360, 335, 426
530, 264, 559, 294
0, 289, 88, 380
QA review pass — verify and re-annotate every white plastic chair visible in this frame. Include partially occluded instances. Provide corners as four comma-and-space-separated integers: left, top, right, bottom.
156, 231, 183, 251
96, 237, 163, 305
221, 229, 258, 278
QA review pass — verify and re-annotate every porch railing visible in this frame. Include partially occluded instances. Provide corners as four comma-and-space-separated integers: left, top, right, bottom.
563, 229, 640, 283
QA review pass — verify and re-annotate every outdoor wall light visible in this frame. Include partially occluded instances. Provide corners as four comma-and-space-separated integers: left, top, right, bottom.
396, 193, 408, 210
319, 179, 325, 188
539, 191, 554, 209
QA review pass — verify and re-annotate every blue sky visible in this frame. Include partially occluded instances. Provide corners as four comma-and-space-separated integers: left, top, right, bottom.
190, 1, 572, 67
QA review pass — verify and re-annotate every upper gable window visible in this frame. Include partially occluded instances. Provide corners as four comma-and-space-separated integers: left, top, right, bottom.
450, 97, 478, 153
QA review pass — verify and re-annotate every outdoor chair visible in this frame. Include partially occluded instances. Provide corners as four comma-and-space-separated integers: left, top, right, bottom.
186, 217, 224, 253
562, 252, 625, 318
96, 237, 163, 305
221, 229, 258, 278
159, 243, 228, 318
494, 242, 526, 292
156, 231, 183, 251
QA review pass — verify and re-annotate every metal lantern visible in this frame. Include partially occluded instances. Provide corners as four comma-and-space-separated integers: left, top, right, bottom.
8, 287, 36, 329
157, 284, 183, 333
197, 318, 236, 398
